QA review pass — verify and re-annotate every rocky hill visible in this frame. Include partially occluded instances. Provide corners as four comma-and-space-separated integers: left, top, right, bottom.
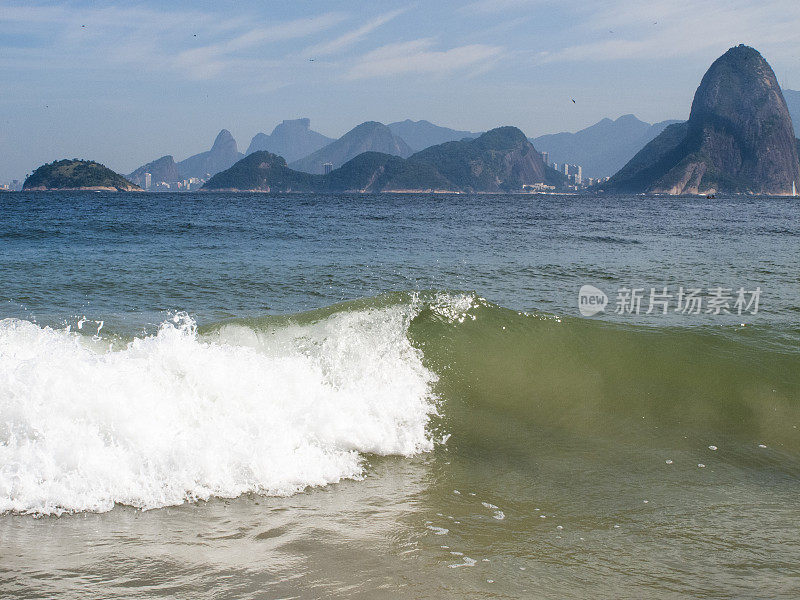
24, 159, 140, 191
289, 121, 412, 174
604, 45, 800, 195
127, 155, 180, 188
201, 152, 319, 191
409, 126, 564, 192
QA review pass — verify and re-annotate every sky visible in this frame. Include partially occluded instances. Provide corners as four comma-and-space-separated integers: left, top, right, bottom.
2, 0, 800, 182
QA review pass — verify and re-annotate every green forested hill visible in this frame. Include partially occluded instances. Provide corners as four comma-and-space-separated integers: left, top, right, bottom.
24, 159, 140, 191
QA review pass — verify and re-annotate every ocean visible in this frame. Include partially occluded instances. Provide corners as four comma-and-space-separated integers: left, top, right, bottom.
1, 191, 799, 599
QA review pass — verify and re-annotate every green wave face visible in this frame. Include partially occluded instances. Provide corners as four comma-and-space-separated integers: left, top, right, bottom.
409, 298, 800, 454
203, 291, 800, 465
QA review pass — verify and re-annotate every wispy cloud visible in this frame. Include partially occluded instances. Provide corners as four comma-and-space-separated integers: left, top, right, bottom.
0, 4, 345, 81
304, 8, 406, 57
347, 39, 503, 80
174, 14, 346, 79
460, 0, 547, 15
538, 0, 800, 64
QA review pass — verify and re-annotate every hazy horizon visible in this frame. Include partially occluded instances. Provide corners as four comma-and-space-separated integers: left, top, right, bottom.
2, 0, 800, 181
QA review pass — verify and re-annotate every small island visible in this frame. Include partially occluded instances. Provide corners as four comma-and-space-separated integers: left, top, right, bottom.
23, 159, 141, 191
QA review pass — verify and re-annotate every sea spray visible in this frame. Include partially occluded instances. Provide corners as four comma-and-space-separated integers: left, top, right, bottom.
0, 298, 457, 515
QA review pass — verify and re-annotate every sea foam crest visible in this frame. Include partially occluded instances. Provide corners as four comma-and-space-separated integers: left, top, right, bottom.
420, 291, 484, 324
0, 302, 438, 515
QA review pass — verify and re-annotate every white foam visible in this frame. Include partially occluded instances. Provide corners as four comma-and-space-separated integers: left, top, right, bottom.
0, 302, 440, 515
427, 525, 449, 535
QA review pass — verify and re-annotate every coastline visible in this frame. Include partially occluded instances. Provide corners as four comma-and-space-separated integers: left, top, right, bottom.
22, 185, 142, 192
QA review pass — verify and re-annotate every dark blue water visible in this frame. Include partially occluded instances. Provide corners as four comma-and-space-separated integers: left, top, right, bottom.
1, 192, 798, 339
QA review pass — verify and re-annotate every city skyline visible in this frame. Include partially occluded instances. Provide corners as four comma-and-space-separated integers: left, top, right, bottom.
2, 0, 800, 182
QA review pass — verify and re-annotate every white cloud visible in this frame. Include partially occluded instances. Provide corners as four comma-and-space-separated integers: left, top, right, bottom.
174, 13, 346, 79
304, 8, 406, 57
0, 4, 345, 81
347, 39, 503, 79
539, 0, 800, 64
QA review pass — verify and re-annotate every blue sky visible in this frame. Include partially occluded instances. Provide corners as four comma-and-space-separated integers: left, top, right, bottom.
2, 0, 800, 181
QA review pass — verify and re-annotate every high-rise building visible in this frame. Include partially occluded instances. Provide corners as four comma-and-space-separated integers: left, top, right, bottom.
574, 165, 582, 185
144, 172, 152, 190
562, 163, 569, 176
323, 162, 333, 175
541, 151, 549, 166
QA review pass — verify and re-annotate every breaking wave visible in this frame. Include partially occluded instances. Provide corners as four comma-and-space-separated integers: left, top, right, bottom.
0, 294, 481, 515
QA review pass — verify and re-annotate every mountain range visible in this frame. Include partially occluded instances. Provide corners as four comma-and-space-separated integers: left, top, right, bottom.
530, 115, 681, 179
246, 118, 333, 163
114, 54, 800, 195
288, 121, 413, 174
386, 119, 479, 152
128, 129, 243, 186
604, 45, 800, 195
203, 126, 564, 193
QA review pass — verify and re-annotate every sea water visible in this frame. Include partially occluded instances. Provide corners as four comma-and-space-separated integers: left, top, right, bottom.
0, 192, 798, 598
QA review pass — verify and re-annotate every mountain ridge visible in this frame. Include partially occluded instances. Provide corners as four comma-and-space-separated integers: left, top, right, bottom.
386, 119, 480, 152
246, 118, 334, 163
531, 114, 681, 178
204, 126, 565, 193
289, 122, 412, 174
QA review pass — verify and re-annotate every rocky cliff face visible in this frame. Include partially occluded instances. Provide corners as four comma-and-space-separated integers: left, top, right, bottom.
606, 45, 800, 195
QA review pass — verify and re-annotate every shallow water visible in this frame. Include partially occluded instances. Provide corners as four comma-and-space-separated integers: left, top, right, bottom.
1, 192, 799, 598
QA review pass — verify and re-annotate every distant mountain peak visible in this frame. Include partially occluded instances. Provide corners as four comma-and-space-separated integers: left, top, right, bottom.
279, 118, 310, 129
212, 129, 237, 152
615, 114, 643, 124
474, 125, 528, 148
386, 119, 480, 152
532, 114, 675, 178
246, 118, 333, 162
289, 121, 412, 174
127, 155, 180, 187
